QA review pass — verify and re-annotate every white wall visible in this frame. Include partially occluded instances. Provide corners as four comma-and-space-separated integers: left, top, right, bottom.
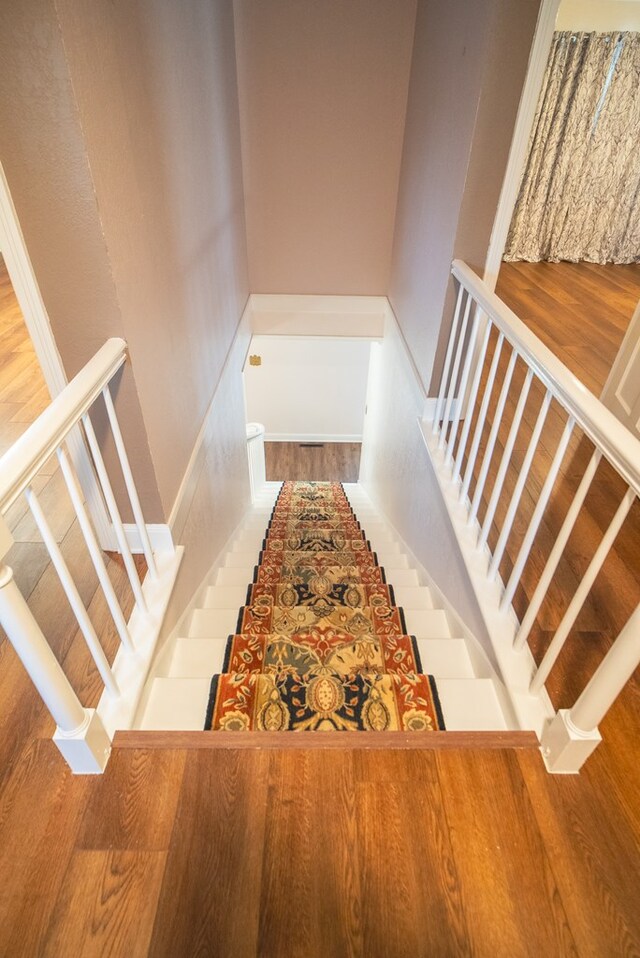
360, 307, 494, 659
243, 335, 372, 442
557, 0, 640, 31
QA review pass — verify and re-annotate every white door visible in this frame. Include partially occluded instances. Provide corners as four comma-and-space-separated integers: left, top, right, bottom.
602, 300, 640, 439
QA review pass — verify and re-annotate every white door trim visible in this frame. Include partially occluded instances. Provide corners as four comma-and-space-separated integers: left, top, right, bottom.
0, 163, 115, 549
483, 0, 561, 291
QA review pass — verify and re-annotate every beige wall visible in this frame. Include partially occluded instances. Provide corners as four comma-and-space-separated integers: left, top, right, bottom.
0, 0, 163, 519
56, 0, 250, 518
234, 0, 417, 294
362, 0, 540, 636
0, 0, 251, 528
389, 0, 540, 392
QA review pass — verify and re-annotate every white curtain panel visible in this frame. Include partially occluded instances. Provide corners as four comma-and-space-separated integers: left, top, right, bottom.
505, 32, 640, 264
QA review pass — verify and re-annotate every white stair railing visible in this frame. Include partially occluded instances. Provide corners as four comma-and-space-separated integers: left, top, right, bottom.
0, 339, 182, 773
426, 260, 640, 772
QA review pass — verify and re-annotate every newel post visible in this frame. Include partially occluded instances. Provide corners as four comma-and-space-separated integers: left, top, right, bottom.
541, 603, 640, 773
0, 515, 111, 773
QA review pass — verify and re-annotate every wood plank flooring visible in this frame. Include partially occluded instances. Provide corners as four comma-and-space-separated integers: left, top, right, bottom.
265, 441, 362, 482
2, 743, 640, 956
496, 261, 640, 395
1, 261, 640, 954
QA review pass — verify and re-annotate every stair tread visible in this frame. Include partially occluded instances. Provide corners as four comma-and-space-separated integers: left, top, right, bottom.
169, 635, 474, 681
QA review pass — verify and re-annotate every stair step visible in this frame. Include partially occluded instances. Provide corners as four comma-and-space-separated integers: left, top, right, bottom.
381, 568, 419, 587
169, 637, 228, 677
402, 608, 451, 638
167, 636, 474, 681
436, 679, 509, 730
417, 638, 474, 678
203, 585, 248, 609
190, 607, 239, 638
139, 677, 210, 730
224, 552, 260, 568
215, 567, 255, 587
392, 586, 434, 610
376, 551, 409, 569
232, 533, 266, 552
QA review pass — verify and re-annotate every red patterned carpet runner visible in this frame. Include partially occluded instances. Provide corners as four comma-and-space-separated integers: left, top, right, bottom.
205, 482, 445, 732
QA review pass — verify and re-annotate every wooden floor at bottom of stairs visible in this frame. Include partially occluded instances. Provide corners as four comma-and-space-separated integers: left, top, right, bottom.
2, 737, 639, 957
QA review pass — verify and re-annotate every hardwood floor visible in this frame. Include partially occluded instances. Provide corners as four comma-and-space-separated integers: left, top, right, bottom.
265, 441, 362, 482
2, 741, 640, 956
496, 261, 640, 395
2, 261, 640, 954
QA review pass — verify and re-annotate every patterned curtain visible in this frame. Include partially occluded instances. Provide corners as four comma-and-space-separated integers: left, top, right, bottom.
504, 32, 640, 264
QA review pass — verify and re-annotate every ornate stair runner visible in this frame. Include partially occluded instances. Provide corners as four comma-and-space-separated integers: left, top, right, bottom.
205, 482, 445, 732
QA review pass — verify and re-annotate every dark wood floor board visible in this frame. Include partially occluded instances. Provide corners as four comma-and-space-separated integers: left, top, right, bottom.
436, 749, 579, 957
265, 441, 362, 482
357, 757, 473, 958
41, 850, 167, 958
518, 749, 640, 958
148, 749, 269, 958
257, 751, 363, 958
75, 749, 187, 851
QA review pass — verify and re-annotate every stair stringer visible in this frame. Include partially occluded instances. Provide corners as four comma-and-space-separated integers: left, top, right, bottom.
415, 423, 556, 738
342, 483, 521, 732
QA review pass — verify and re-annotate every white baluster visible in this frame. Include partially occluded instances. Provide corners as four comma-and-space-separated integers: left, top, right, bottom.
433, 284, 465, 434
468, 348, 518, 527
439, 292, 473, 452
453, 317, 492, 482
0, 518, 111, 773
57, 446, 134, 653
445, 307, 483, 470
461, 333, 505, 502
82, 413, 148, 614
478, 368, 533, 551
514, 448, 602, 649
530, 486, 636, 693
489, 389, 552, 581
25, 487, 119, 696
501, 417, 575, 611
541, 603, 640, 773
102, 386, 157, 578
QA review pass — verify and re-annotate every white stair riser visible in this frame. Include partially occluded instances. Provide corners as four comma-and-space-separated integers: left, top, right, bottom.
436, 679, 508, 731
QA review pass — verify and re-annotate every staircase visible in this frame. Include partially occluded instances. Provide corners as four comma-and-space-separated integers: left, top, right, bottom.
137, 482, 511, 733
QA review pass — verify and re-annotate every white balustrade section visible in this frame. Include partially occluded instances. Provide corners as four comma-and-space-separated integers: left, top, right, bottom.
426, 259, 640, 772
0, 338, 182, 773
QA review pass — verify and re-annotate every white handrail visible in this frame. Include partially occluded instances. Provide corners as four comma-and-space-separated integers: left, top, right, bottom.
0, 338, 127, 513
451, 260, 640, 495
